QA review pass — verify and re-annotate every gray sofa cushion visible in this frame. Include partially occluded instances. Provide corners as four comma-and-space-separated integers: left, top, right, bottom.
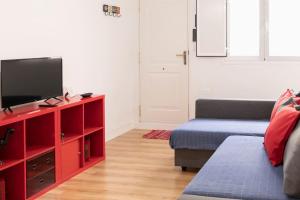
195, 99, 275, 120
284, 122, 300, 197
183, 136, 296, 200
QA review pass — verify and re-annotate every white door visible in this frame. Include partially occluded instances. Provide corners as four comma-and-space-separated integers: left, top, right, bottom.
140, 0, 189, 125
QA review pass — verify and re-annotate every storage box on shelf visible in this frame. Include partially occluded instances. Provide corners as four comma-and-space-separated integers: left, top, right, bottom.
0, 95, 105, 200
26, 151, 55, 198
26, 151, 55, 179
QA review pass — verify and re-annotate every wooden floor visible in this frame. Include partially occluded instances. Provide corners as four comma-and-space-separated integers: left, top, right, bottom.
40, 129, 197, 200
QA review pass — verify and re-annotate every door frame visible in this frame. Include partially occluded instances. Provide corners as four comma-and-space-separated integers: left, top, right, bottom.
137, 0, 191, 130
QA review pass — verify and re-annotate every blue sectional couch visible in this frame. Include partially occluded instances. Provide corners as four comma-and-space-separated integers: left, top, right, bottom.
172, 98, 300, 200
170, 99, 275, 169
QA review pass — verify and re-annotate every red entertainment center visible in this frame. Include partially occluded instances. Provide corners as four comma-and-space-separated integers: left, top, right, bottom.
0, 95, 105, 200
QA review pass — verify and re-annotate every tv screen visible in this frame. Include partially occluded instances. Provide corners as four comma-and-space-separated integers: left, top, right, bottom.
1, 57, 63, 108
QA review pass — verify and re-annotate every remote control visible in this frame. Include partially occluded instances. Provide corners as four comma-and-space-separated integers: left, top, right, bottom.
81, 93, 93, 98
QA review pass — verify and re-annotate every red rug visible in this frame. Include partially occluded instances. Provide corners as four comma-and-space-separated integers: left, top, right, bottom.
143, 130, 172, 140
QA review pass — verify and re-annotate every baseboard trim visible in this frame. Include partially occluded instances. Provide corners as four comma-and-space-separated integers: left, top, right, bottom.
106, 122, 179, 142
106, 122, 137, 142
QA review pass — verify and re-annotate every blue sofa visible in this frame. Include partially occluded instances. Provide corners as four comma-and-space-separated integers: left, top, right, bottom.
170, 99, 275, 170
172, 99, 300, 200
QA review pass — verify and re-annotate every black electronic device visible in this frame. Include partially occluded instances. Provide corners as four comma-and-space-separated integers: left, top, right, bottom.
1, 57, 63, 111
0, 128, 15, 146
81, 93, 93, 98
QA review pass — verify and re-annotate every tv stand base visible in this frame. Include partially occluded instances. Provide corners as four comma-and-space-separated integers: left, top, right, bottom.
39, 104, 57, 108
3, 107, 13, 113
39, 97, 63, 107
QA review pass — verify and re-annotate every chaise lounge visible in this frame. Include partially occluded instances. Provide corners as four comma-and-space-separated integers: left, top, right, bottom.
179, 136, 297, 200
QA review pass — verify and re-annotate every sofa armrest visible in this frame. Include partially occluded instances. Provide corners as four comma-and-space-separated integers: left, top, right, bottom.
195, 99, 275, 120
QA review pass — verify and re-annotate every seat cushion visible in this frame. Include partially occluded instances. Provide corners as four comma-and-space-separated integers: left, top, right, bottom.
183, 136, 297, 200
169, 119, 269, 150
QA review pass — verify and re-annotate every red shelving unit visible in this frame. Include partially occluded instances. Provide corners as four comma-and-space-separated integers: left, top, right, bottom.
0, 95, 105, 200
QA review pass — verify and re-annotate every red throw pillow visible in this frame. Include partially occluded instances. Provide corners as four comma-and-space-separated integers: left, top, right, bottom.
270, 89, 294, 121
264, 106, 300, 166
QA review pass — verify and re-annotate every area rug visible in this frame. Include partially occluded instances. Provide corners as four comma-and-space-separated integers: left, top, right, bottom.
143, 130, 172, 140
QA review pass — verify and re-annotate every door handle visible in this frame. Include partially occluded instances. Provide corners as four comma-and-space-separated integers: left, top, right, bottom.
176, 51, 187, 65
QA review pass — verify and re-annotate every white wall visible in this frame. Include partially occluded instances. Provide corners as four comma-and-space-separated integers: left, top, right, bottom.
0, 0, 140, 141
188, 1, 300, 118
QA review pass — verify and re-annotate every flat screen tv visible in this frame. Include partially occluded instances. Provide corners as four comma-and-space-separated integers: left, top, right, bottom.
1, 57, 63, 109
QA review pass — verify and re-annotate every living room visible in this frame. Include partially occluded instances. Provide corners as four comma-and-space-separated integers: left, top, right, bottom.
0, 0, 299, 200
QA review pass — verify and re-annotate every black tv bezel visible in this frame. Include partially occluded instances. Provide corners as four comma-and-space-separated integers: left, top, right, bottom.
1, 57, 63, 109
